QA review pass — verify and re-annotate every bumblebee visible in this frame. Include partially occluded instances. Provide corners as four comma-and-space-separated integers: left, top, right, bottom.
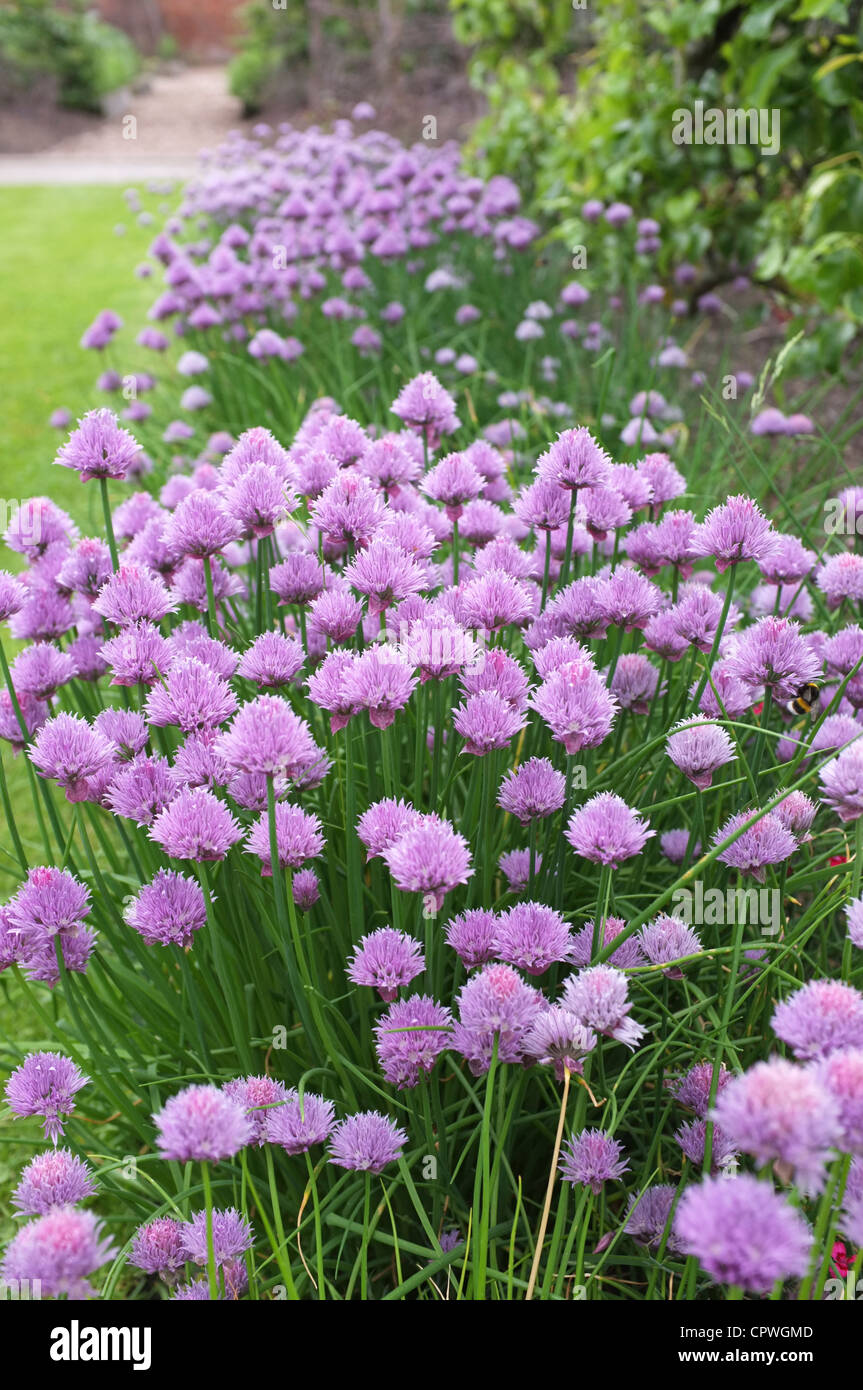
786, 682, 820, 717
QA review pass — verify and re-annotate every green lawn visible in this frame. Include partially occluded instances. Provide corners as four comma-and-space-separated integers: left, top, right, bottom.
0, 188, 167, 1112
0, 185, 161, 530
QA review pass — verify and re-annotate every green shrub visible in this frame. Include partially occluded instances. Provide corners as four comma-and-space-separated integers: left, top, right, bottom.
452, 0, 863, 324
228, 0, 309, 115
0, 0, 140, 112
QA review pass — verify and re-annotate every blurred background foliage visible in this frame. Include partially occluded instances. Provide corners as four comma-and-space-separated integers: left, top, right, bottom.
450, 0, 863, 328
0, 0, 140, 111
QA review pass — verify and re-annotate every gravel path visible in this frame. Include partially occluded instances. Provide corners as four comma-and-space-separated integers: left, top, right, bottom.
0, 67, 245, 185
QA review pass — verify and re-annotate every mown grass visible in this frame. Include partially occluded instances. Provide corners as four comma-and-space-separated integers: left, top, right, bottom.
0, 188, 161, 1183
0, 185, 158, 528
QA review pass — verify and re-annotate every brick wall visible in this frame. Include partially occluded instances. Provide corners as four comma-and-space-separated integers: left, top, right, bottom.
96, 0, 245, 58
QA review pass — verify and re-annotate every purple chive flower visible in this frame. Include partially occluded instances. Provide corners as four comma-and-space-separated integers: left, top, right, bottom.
493, 902, 574, 975
674, 1118, 739, 1171
0, 569, 27, 620
570, 915, 644, 969
347, 927, 425, 1001
582, 486, 632, 541
498, 848, 541, 894
565, 792, 653, 868
93, 565, 176, 626
100, 621, 173, 686
328, 1110, 409, 1173
124, 869, 207, 948
772, 790, 817, 843
360, 436, 420, 492
105, 754, 175, 825
266, 1090, 336, 1154
374, 995, 453, 1088
311, 473, 385, 548
459, 568, 534, 631
221, 464, 297, 539
596, 569, 662, 633
29, 712, 116, 801
758, 534, 816, 586
66, 635, 108, 684
523, 1007, 597, 1079
4, 866, 91, 947
444, 908, 498, 968
514, 479, 571, 532
816, 553, 863, 608
4, 496, 78, 559
820, 741, 863, 822
661, 828, 698, 863
713, 1057, 840, 1192
342, 646, 418, 729
817, 1049, 863, 1153
246, 803, 324, 874
357, 797, 422, 861
93, 708, 149, 759
713, 809, 796, 882
237, 632, 304, 688
167, 622, 239, 679
726, 615, 821, 702
391, 372, 459, 449
497, 757, 566, 824
452, 962, 543, 1074
531, 659, 617, 755
2, 1207, 115, 1299
639, 915, 702, 975
10, 643, 76, 701
772, 979, 863, 1060
307, 649, 359, 732
154, 1084, 253, 1162
292, 867, 320, 911
559, 1129, 629, 1192
674, 1175, 811, 1293
421, 452, 484, 521
343, 538, 427, 616
532, 637, 591, 680
847, 896, 863, 950
129, 1217, 187, 1276
562, 965, 645, 1049
269, 552, 327, 606
382, 816, 473, 911
535, 427, 611, 491
692, 660, 755, 719
669, 1061, 731, 1116
399, 611, 476, 682
144, 657, 237, 733
547, 576, 610, 642
162, 489, 240, 560
54, 408, 142, 482
222, 1075, 289, 1147
309, 587, 363, 644
4, 1051, 89, 1143
215, 694, 316, 777
149, 786, 242, 861
453, 690, 527, 755
171, 1277, 217, 1301
12, 1148, 97, 1215
608, 653, 660, 714
0, 689, 49, 751
690, 494, 777, 572
666, 718, 735, 790
625, 1185, 681, 1251
180, 1208, 254, 1269
460, 648, 529, 709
